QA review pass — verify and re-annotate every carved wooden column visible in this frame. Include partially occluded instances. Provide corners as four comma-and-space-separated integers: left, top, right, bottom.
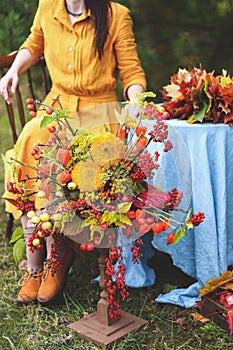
96, 248, 116, 325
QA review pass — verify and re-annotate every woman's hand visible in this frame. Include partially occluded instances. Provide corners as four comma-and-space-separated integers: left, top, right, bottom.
0, 69, 19, 104
125, 99, 140, 119
0, 49, 34, 104
125, 84, 145, 118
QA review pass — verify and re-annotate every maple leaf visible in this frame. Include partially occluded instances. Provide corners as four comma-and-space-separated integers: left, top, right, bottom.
198, 271, 233, 297
191, 312, 209, 323
220, 75, 233, 88
163, 83, 183, 101
176, 68, 192, 84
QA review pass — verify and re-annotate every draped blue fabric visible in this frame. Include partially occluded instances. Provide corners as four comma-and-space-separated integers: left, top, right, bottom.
152, 120, 233, 306
123, 119, 233, 307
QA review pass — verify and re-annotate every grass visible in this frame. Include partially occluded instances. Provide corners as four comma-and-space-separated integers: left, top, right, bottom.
0, 105, 233, 349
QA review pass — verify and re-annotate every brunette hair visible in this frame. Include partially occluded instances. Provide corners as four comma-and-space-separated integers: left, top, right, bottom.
85, 0, 111, 58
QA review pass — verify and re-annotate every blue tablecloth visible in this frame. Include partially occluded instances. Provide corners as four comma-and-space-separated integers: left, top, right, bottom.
123, 119, 233, 307
151, 119, 233, 306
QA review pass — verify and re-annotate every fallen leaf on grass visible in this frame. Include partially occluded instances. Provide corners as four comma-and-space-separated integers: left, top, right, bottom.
191, 312, 210, 323
176, 317, 186, 326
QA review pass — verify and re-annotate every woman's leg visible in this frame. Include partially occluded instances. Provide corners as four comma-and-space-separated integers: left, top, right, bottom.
17, 214, 45, 303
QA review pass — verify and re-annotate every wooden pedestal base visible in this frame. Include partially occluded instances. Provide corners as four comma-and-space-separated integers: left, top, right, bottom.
67, 310, 148, 347
67, 248, 148, 347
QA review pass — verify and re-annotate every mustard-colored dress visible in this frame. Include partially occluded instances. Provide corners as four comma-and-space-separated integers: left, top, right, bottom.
3, 0, 146, 219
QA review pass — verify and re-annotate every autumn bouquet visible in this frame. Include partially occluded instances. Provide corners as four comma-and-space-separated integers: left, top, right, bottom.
161, 65, 233, 125
5, 92, 204, 318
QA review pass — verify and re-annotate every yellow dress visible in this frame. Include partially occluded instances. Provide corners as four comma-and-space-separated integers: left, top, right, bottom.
3, 0, 146, 219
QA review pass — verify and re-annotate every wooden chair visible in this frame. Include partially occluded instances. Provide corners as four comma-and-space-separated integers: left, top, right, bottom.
0, 51, 51, 238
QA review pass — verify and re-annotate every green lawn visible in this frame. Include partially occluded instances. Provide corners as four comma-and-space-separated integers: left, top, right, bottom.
0, 107, 232, 350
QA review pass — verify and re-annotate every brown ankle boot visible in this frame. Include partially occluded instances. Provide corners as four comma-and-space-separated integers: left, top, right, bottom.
37, 247, 75, 304
17, 269, 43, 304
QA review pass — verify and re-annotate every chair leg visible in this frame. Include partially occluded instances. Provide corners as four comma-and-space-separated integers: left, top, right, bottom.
5, 213, 14, 240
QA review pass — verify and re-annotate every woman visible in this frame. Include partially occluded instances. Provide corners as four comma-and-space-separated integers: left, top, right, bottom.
0, 0, 155, 304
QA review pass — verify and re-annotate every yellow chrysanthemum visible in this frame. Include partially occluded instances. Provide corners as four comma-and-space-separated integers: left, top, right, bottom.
91, 138, 126, 165
72, 160, 102, 192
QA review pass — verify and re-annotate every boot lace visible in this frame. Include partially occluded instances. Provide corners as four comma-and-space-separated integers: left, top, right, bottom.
42, 260, 52, 281
18, 269, 43, 287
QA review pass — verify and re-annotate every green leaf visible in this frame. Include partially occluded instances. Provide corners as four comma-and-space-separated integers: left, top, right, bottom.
202, 80, 212, 113
188, 81, 212, 123
188, 103, 207, 123
40, 115, 56, 128
10, 226, 24, 243
13, 238, 26, 264
185, 221, 194, 230
173, 227, 185, 245
185, 208, 193, 221
115, 214, 131, 226
117, 201, 132, 213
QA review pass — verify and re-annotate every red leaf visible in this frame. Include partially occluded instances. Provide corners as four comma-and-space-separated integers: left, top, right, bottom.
225, 310, 233, 335
134, 185, 171, 208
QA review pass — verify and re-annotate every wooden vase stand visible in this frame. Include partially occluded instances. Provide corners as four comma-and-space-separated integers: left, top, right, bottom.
67, 248, 148, 347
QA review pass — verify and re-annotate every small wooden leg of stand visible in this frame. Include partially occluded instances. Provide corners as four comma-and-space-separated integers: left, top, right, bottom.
67, 248, 148, 347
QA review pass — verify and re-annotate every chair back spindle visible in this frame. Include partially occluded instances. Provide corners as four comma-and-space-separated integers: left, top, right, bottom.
0, 51, 50, 238
0, 51, 50, 143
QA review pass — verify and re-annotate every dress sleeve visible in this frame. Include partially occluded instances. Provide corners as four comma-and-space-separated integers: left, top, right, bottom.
19, 1, 44, 64
114, 8, 147, 99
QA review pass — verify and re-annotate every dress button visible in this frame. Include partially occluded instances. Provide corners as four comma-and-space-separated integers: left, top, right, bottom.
67, 84, 72, 88
67, 64, 72, 70
68, 47, 73, 52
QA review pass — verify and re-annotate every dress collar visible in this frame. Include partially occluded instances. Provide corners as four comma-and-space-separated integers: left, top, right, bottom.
53, 1, 92, 29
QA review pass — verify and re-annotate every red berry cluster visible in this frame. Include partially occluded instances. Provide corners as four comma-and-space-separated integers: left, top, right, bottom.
105, 246, 129, 319
26, 97, 54, 119
49, 234, 63, 275
30, 145, 43, 160
144, 103, 171, 120
27, 233, 44, 253
148, 119, 169, 144
7, 181, 23, 194
130, 164, 146, 184
6, 181, 34, 212
190, 212, 205, 226
166, 187, 183, 209
136, 150, 157, 180
131, 238, 144, 264
26, 98, 37, 118
80, 242, 95, 251
163, 139, 173, 152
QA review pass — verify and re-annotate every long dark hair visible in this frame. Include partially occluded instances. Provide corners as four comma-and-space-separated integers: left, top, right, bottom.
85, 0, 111, 58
